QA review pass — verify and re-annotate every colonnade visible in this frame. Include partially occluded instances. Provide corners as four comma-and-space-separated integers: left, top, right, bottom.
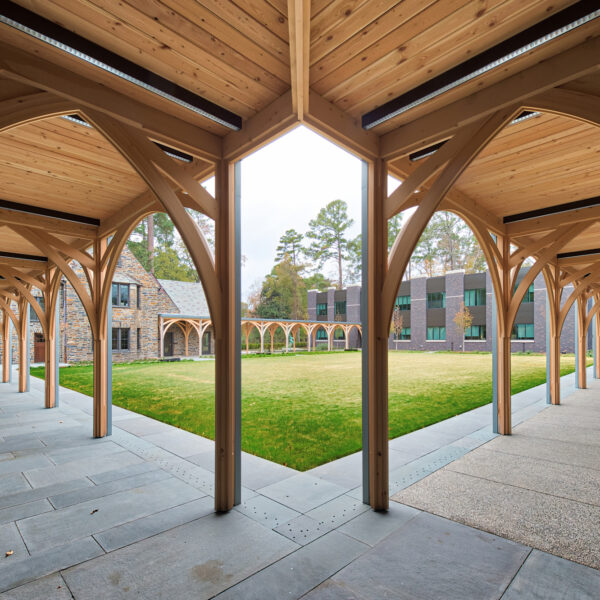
159, 314, 362, 357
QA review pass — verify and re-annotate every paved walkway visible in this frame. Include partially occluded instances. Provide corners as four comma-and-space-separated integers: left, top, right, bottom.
0, 368, 598, 598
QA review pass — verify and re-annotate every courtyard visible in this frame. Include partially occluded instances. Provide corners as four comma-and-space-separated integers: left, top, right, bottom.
32, 351, 585, 470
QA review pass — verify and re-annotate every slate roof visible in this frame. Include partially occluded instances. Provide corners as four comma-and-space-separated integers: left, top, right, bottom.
158, 279, 209, 316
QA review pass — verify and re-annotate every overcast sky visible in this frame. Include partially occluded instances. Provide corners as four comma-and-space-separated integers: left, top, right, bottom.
203, 125, 402, 300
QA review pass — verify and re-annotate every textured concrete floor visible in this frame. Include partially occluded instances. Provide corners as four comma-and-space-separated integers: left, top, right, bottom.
395, 376, 600, 570
1, 367, 599, 598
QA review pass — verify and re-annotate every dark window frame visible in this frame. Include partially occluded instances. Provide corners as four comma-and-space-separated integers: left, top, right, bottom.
395, 294, 411, 310
464, 288, 486, 307
112, 282, 130, 308
465, 324, 486, 340
512, 323, 534, 340
427, 291, 446, 309
112, 327, 130, 351
316, 302, 327, 316
426, 326, 446, 340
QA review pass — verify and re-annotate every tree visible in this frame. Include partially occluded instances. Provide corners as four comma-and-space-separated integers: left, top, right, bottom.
128, 213, 175, 273
306, 200, 354, 289
153, 247, 197, 281
388, 213, 403, 251
391, 307, 404, 349
255, 257, 307, 320
276, 229, 304, 266
453, 302, 473, 352
346, 234, 361, 284
303, 272, 332, 291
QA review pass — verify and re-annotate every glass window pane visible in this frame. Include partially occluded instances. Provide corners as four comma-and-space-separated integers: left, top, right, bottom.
112, 327, 118, 350
111, 283, 118, 306
119, 285, 129, 307
121, 328, 129, 350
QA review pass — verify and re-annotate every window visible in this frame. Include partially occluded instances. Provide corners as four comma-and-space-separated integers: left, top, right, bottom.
112, 327, 130, 351
464, 288, 486, 307
30, 296, 44, 322
427, 292, 445, 309
112, 283, 130, 307
136, 285, 141, 309
137, 328, 141, 350
523, 284, 534, 303
334, 328, 345, 340
316, 328, 327, 340
512, 323, 534, 340
395, 295, 411, 310
317, 303, 327, 316
394, 327, 411, 340
465, 325, 486, 340
334, 301, 346, 316
427, 326, 446, 340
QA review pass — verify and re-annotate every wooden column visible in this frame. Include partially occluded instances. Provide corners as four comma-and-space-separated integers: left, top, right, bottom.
2, 312, 11, 383
545, 286, 561, 405
93, 238, 110, 437
365, 158, 389, 510
45, 293, 60, 408
592, 310, 600, 379
18, 300, 30, 393
495, 236, 511, 435
575, 297, 587, 389
214, 159, 241, 511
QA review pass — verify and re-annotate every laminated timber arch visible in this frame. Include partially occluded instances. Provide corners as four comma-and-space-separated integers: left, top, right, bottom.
0, 0, 598, 516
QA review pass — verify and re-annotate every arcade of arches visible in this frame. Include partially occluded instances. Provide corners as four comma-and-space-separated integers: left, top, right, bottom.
0, 1, 599, 514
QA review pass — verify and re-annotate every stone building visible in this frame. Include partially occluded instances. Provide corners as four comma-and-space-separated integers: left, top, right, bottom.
0, 247, 210, 364
308, 269, 585, 353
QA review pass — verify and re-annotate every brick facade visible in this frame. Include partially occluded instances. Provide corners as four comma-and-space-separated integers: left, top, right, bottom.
307, 269, 587, 353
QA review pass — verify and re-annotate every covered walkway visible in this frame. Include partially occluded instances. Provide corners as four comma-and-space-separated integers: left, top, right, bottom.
0, 370, 598, 597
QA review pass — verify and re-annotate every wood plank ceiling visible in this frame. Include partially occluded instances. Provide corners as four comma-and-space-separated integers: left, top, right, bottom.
0, 0, 598, 280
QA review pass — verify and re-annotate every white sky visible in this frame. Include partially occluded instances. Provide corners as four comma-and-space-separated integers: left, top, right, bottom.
202, 125, 402, 300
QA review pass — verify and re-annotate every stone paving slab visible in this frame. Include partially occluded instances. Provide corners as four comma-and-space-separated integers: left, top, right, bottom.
23, 451, 144, 488
114, 416, 173, 437
502, 549, 600, 600
337, 502, 419, 547
305, 494, 370, 529
18, 477, 204, 553
235, 493, 300, 529
0, 574, 73, 600
308, 511, 530, 600
48, 468, 172, 509
62, 510, 298, 599
214, 531, 369, 600
0, 523, 28, 564
0, 473, 30, 497
88, 461, 159, 485
0, 454, 52, 477
44, 441, 125, 465
142, 429, 214, 458
274, 514, 332, 546
0, 478, 93, 510
258, 473, 347, 513
0, 498, 53, 525
0, 536, 104, 594
94, 496, 214, 552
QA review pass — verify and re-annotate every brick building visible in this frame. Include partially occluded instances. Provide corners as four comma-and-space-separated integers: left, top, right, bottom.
308, 269, 586, 353
0, 247, 210, 364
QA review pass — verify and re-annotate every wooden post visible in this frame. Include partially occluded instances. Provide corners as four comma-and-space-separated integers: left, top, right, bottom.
365, 158, 389, 510
214, 159, 241, 511
270, 329, 274, 353
494, 236, 511, 435
159, 316, 164, 358
45, 292, 60, 408
93, 238, 110, 438
575, 297, 587, 389
594, 312, 600, 379
18, 301, 30, 393
2, 312, 10, 383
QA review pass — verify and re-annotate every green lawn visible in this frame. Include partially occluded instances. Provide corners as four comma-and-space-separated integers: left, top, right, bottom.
31, 351, 584, 471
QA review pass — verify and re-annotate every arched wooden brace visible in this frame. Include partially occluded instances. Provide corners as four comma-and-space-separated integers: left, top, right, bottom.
43, 268, 63, 409
542, 264, 562, 405
368, 106, 519, 510
587, 294, 600, 380
198, 320, 213, 356
16, 296, 30, 393
0, 304, 18, 383
575, 294, 590, 390
267, 322, 280, 353
241, 321, 255, 354
0, 267, 47, 337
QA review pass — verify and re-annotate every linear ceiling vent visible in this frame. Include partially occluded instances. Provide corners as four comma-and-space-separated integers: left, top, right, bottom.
363, 1, 599, 130
1, 1, 242, 130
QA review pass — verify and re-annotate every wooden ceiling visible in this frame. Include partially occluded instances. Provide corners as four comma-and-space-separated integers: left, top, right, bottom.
0, 0, 598, 286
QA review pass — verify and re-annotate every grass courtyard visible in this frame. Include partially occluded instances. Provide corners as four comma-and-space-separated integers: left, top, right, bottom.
31, 351, 584, 471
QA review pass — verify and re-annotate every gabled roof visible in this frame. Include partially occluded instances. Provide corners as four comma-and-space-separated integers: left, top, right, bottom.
157, 279, 209, 317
